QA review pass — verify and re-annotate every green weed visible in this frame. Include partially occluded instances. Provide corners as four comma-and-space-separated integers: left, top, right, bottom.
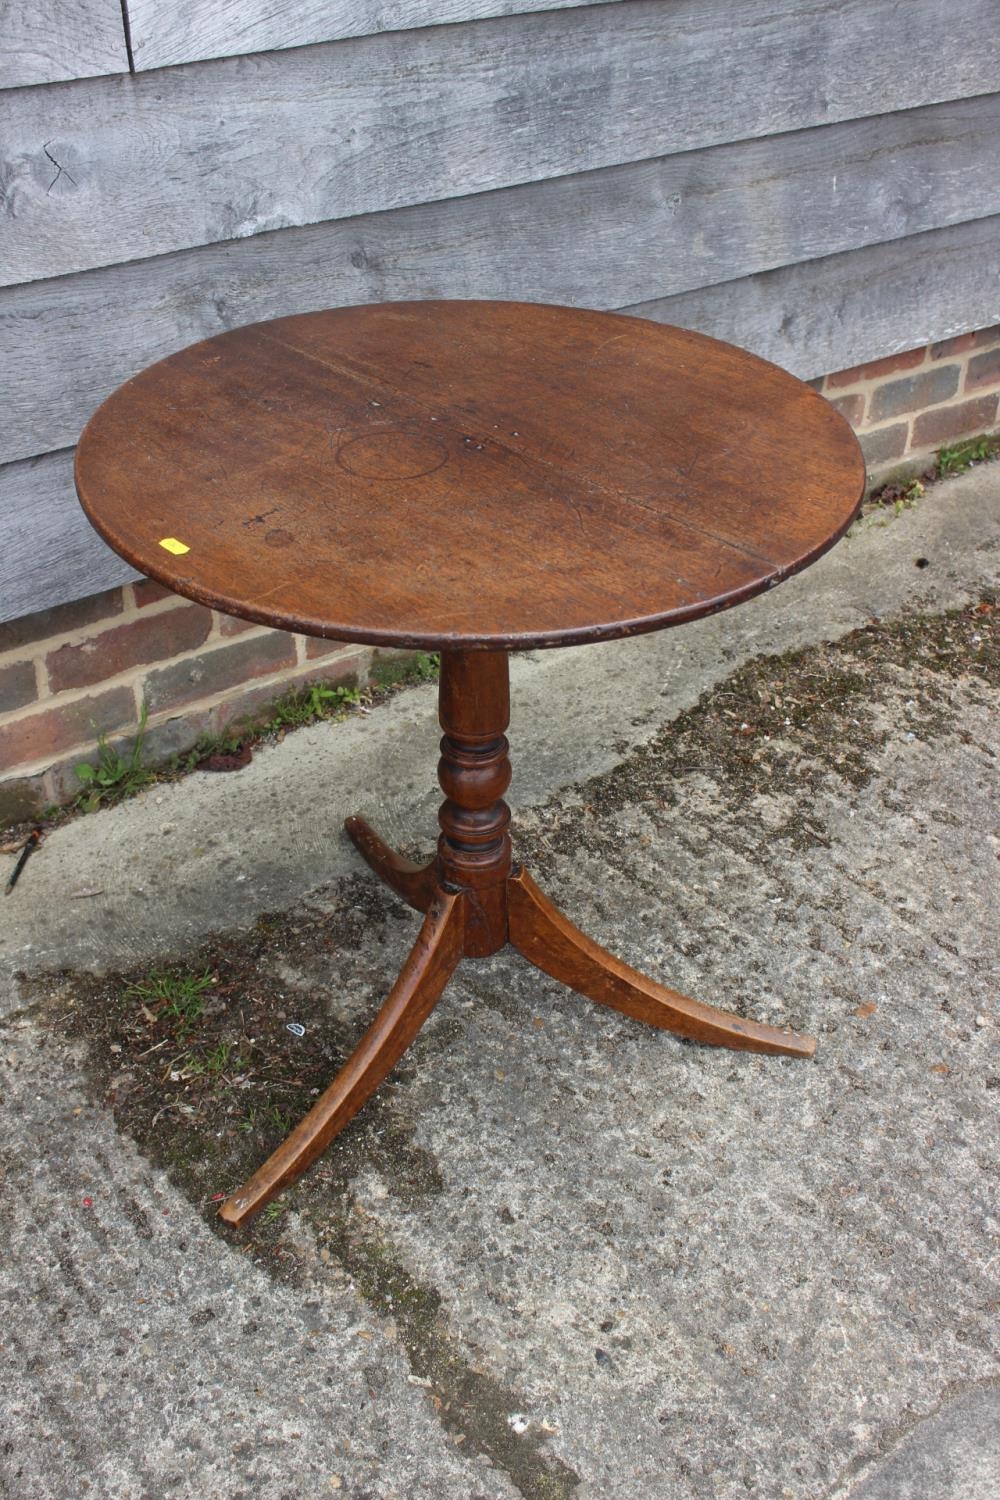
935, 433, 1000, 477
267, 1104, 293, 1134
369, 651, 440, 690
185, 1040, 236, 1077
173, 724, 246, 774
74, 701, 155, 811
268, 681, 361, 729
892, 478, 924, 512
410, 651, 440, 682
170, 679, 360, 773
126, 968, 214, 1032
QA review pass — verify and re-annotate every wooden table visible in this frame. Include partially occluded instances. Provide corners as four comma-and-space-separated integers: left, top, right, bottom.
75, 300, 865, 1226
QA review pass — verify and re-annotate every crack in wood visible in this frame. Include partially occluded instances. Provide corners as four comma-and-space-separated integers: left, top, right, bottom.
42, 143, 77, 195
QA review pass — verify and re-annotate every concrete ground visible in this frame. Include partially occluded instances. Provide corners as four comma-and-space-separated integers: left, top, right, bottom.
1, 465, 998, 1499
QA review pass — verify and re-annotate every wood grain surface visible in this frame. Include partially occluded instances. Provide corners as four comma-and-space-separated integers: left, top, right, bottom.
0, 449, 140, 625
75, 301, 864, 650
0, 0, 128, 90
344, 815, 437, 913
508, 869, 816, 1057
6, 0, 999, 288
7, 92, 1000, 467
127, 0, 615, 71
219, 887, 465, 1226
632, 214, 1000, 383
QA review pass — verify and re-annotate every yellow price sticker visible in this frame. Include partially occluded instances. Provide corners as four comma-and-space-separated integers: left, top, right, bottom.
159, 537, 190, 555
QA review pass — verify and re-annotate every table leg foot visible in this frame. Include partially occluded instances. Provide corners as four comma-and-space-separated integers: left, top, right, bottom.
344, 814, 437, 913
507, 868, 816, 1058
219, 888, 464, 1227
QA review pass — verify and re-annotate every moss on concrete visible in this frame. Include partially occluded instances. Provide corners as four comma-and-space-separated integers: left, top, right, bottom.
519, 598, 998, 868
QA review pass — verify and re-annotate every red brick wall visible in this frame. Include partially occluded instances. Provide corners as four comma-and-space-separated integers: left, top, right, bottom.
815, 325, 1000, 474
0, 583, 367, 824
2, 322, 999, 826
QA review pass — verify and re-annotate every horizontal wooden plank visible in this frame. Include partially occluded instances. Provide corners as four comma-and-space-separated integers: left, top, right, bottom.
4, 0, 1000, 288
0, 0, 129, 90
6, 92, 1000, 465
0, 450, 138, 625
626, 215, 1000, 381
127, 0, 617, 71
6, 215, 1000, 624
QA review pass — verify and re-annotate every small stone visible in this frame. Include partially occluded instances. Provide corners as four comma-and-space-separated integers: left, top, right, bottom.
975, 1014, 987, 1028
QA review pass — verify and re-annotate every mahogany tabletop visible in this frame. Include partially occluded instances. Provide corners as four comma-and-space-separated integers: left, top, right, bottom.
75, 300, 866, 651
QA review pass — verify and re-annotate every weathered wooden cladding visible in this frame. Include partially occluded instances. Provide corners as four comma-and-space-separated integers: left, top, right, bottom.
629, 215, 1000, 382
4, 0, 1000, 289
6, 92, 1000, 467
0, 0, 130, 91
0, 450, 140, 624
0, 0, 613, 93
5, 213, 999, 628
126, 0, 618, 71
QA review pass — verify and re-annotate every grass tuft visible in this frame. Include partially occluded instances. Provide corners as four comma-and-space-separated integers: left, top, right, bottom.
125, 968, 215, 1033
73, 701, 155, 812
934, 433, 1000, 477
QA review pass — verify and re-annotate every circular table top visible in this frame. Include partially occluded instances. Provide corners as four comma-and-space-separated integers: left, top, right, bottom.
75, 300, 865, 651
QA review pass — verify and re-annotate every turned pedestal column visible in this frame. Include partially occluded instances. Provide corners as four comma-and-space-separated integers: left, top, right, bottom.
437, 650, 512, 955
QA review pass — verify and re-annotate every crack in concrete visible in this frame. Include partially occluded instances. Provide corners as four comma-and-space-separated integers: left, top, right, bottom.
826, 1376, 1000, 1499
308, 1203, 581, 1499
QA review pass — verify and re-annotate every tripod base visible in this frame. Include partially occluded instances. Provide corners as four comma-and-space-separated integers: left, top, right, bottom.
221, 648, 815, 1228
219, 824, 814, 1228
